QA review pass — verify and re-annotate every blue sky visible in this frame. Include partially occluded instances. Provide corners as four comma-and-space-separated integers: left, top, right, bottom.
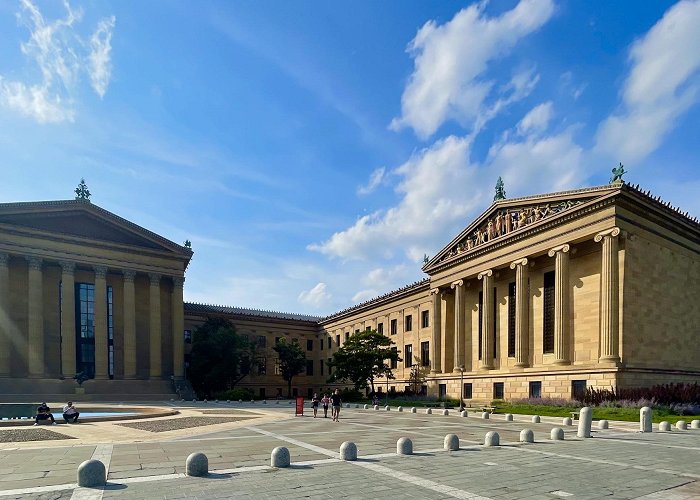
1, 0, 699, 315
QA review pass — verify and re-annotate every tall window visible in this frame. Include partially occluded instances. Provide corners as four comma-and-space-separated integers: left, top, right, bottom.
390, 347, 397, 369
543, 271, 555, 353
493, 382, 504, 400
76, 283, 95, 379
478, 291, 483, 360
390, 319, 397, 335
571, 380, 586, 400
257, 336, 266, 348
404, 344, 413, 366
306, 360, 314, 376
405, 315, 412, 332
336, 334, 340, 346
320, 359, 324, 376
529, 381, 542, 399
421, 310, 429, 328
107, 286, 114, 379
420, 341, 429, 366
345, 332, 349, 342
507, 282, 516, 358
327, 337, 331, 349
463, 383, 473, 399
377, 322, 383, 334
306, 339, 313, 351
320, 338, 324, 350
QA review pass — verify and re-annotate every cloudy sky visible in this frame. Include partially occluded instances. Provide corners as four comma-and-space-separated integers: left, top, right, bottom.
1, 0, 699, 315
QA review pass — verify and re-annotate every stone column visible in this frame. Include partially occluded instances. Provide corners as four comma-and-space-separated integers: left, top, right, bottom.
547, 244, 570, 365
595, 227, 621, 363
27, 257, 44, 377
478, 269, 494, 369
59, 261, 76, 377
509, 258, 529, 367
172, 276, 185, 379
451, 280, 465, 372
93, 266, 109, 379
0, 253, 10, 376
430, 288, 441, 374
122, 270, 137, 378
149, 273, 162, 378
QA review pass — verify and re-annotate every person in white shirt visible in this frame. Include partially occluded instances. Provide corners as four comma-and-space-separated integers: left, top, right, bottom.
62, 401, 79, 423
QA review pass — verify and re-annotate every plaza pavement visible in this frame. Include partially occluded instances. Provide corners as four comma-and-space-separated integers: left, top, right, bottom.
0, 401, 699, 499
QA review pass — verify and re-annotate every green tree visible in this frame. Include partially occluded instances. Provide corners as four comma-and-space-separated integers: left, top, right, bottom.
188, 317, 257, 398
327, 329, 401, 394
273, 338, 307, 398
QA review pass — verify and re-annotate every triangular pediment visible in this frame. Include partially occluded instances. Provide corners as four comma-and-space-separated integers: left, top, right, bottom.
0, 200, 191, 256
424, 185, 620, 273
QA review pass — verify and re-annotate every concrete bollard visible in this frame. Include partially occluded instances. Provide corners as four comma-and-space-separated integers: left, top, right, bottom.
598, 420, 609, 430
398, 406, 403, 412
563, 417, 573, 426
577, 407, 592, 438
77, 459, 106, 488
442, 409, 449, 416
444, 434, 459, 451
271, 447, 290, 468
520, 429, 534, 443
374, 405, 379, 411
263, 400, 267, 404
531, 415, 540, 424
640, 406, 652, 433
385, 406, 390, 411
659, 421, 671, 431
340, 441, 357, 461
226, 400, 230, 403
484, 431, 500, 447
426, 408, 432, 415
460, 410, 468, 417
411, 407, 417, 413
397, 437, 413, 455
186, 452, 208, 477
691, 420, 700, 429
676, 420, 687, 430
550, 427, 565, 440
481, 412, 490, 420
504, 413, 513, 422
364, 404, 368, 409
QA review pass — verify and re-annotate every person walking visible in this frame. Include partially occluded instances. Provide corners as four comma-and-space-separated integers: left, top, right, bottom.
62, 401, 79, 423
330, 389, 342, 422
321, 393, 330, 418
311, 393, 320, 418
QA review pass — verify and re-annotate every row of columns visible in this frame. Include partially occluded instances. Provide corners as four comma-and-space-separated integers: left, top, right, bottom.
0, 253, 185, 379
428, 228, 621, 374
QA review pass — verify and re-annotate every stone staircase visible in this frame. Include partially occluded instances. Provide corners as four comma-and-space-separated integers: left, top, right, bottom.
0, 378, 179, 402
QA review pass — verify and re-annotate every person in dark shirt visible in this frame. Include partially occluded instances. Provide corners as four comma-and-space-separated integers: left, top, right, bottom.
34, 402, 56, 425
330, 389, 342, 422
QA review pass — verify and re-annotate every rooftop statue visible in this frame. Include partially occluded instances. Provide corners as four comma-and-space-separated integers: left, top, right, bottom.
494, 176, 506, 201
610, 163, 626, 185
74, 178, 91, 201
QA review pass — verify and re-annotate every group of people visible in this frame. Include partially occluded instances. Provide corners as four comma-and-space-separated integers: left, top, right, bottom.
310, 388, 342, 422
34, 402, 80, 425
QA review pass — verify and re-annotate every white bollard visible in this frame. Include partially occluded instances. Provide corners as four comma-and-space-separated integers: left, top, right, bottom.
640, 406, 652, 433
531, 415, 540, 424
504, 413, 513, 422
442, 409, 449, 416
598, 420, 609, 430
659, 421, 671, 431
77, 459, 106, 487
271, 447, 290, 468
186, 452, 208, 477
691, 420, 700, 429
676, 420, 687, 430
577, 407, 592, 438
550, 427, 565, 440
340, 441, 357, 461
398, 406, 403, 412
426, 408, 432, 415
520, 429, 534, 443
397, 437, 413, 455
444, 434, 459, 451
460, 410, 468, 417
484, 431, 500, 447
563, 417, 573, 426
385, 406, 390, 411
364, 404, 368, 409
411, 407, 417, 413
374, 405, 379, 411
481, 412, 490, 419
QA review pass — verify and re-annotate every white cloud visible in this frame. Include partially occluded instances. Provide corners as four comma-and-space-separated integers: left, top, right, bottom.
357, 167, 386, 195
298, 282, 332, 308
352, 289, 378, 303
596, 0, 700, 163
517, 101, 554, 136
389, 0, 555, 139
0, 0, 116, 123
89, 16, 116, 98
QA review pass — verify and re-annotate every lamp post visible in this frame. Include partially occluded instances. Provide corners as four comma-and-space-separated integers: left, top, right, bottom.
458, 365, 465, 411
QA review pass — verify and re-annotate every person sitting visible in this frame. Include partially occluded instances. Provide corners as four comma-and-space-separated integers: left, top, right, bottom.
62, 401, 79, 423
34, 402, 56, 425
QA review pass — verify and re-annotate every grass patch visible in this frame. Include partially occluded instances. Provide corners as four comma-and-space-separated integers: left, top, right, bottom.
495, 402, 700, 423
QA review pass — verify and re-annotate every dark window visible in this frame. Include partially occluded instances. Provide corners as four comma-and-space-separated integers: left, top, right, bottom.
421, 385, 427, 396
572, 380, 586, 400
107, 285, 114, 379
275, 337, 281, 345
390, 347, 397, 369
390, 319, 397, 335
543, 271, 555, 353
405, 344, 413, 366
420, 341, 429, 366
328, 337, 331, 349
463, 383, 473, 399
258, 357, 267, 375
377, 323, 384, 334
320, 359, 324, 376
508, 282, 516, 357
355, 329, 360, 334
345, 332, 349, 341
327, 358, 332, 375
439, 384, 447, 400
306, 339, 313, 351
478, 291, 483, 360
257, 336, 266, 348
320, 339, 324, 350
421, 310, 429, 328
306, 360, 314, 376
529, 381, 542, 399
493, 382, 504, 400
365, 326, 371, 331
336, 334, 340, 346
405, 315, 412, 332
259, 388, 265, 399
75, 283, 95, 379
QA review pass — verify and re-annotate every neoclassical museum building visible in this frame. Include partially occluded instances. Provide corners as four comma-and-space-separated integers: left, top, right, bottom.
1, 181, 698, 401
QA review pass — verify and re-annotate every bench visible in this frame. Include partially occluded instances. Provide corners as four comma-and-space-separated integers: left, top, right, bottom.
570, 411, 580, 420
481, 406, 497, 414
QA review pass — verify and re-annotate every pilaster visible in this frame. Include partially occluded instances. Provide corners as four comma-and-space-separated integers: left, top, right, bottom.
172, 276, 185, 379
429, 288, 441, 374
478, 269, 494, 369
595, 227, 621, 363
0, 253, 10, 376
149, 273, 162, 378
27, 256, 44, 377
548, 244, 570, 365
510, 258, 529, 367
93, 266, 109, 379
122, 270, 137, 378
451, 279, 465, 372
59, 261, 76, 377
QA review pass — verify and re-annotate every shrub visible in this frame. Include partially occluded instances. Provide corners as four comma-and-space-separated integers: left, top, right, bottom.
216, 388, 255, 401
582, 383, 700, 407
